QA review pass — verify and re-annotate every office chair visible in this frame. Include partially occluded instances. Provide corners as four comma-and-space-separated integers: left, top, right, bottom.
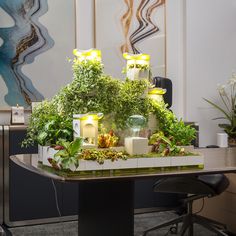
143, 174, 229, 236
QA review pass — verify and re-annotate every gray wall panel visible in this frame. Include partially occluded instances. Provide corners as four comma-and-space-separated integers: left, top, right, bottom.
0, 126, 3, 225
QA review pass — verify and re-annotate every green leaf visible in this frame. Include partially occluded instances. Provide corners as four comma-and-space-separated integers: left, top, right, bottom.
203, 98, 231, 121
54, 150, 68, 158
57, 139, 71, 150
69, 138, 83, 156
161, 136, 171, 145
37, 132, 48, 145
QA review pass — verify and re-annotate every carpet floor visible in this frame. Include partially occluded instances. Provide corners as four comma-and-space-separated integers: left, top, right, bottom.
7, 211, 223, 236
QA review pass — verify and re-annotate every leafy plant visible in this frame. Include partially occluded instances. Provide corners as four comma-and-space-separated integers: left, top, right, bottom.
203, 74, 236, 140
22, 100, 57, 147
149, 131, 187, 156
49, 138, 83, 171
151, 100, 196, 146
53, 59, 120, 116
166, 120, 196, 146
80, 149, 128, 164
98, 129, 118, 148
114, 79, 151, 129
37, 115, 73, 146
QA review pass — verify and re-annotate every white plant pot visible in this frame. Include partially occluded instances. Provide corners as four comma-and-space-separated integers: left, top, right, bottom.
102, 160, 120, 170
118, 158, 138, 169
139, 70, 149, 80
171, 155, 204, 167
127, 68, 139, 80
137, 157, 156, 168
155, 157, 171, 167
42, 146, 57, 167
76, 154, 204, 172
77, 160, 87, 171
84, 160, 103, 171
68, 162, 82, 172
38, 145, 43, 162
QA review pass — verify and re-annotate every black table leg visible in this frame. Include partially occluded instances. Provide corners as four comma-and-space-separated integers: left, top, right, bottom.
78, 180, 134, 236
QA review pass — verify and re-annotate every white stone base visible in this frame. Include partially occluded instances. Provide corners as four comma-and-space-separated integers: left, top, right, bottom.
38, 145, 43, 162
125, 137, 148, 155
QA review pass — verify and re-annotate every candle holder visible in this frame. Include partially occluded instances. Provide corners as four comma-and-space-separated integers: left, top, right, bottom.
123, 53, 150, 80
73, 113, 103, 147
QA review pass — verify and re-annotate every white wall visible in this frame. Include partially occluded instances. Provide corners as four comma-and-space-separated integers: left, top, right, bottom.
185, 0, 236, 146
165, 0, 186, 118
75, 0, 94, 49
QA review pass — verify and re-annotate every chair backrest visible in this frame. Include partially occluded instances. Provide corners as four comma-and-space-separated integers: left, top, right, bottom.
153, 177, 216, 196
153, 174, 230, 197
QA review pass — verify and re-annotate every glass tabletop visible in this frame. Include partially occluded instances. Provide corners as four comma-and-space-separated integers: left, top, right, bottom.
10, 147, 236, 182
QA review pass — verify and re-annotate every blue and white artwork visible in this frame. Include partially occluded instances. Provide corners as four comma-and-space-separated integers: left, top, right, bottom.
0, 0, 75, 108
0, 0, 54, 107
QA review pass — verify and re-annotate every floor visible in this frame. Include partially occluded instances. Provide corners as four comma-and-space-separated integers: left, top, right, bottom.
5, 211, 225, 236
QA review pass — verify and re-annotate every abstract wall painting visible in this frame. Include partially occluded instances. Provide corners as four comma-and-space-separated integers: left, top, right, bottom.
0, 0, 75, 108
95, 0, 166, 79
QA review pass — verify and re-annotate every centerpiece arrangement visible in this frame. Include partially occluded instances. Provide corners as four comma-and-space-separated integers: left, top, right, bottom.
23, 49, 202, 173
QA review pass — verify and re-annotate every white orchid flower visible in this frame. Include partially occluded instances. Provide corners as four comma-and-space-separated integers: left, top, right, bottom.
228, 73, 236, 85
217, 84, 227, 96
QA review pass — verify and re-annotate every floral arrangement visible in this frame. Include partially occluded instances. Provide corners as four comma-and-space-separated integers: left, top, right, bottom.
204, 73, 236, 145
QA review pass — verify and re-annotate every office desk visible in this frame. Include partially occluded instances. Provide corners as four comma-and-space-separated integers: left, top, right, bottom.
10, 149, 236, 236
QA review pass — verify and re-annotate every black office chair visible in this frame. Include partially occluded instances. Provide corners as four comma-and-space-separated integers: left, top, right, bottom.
143, 174, 229, 236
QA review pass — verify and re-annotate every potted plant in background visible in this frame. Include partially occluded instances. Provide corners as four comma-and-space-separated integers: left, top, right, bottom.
204, 73, 236, 146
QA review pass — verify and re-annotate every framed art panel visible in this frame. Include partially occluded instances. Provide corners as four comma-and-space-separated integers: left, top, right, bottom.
0, 0, 76, 109
95, 0, 166, 79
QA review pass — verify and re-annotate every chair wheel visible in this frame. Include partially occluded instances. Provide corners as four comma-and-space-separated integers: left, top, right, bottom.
170, 226, 178, 234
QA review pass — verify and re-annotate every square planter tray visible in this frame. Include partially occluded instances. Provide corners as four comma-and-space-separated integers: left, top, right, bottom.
39, 145, 204, 172
76, 155, 204, 171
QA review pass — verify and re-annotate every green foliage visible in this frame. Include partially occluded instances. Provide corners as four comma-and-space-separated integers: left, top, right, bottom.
98, 129, 119, 148
149, 131, 188, 156
80, 149, 128, 164
114, 79, 151, 129
37, 115, 73, 146
166, 121, 196, 146
53, 59, 121, 117
51, 138, 83, 170
22, 100, 57, 147
151, 100, 196, 146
